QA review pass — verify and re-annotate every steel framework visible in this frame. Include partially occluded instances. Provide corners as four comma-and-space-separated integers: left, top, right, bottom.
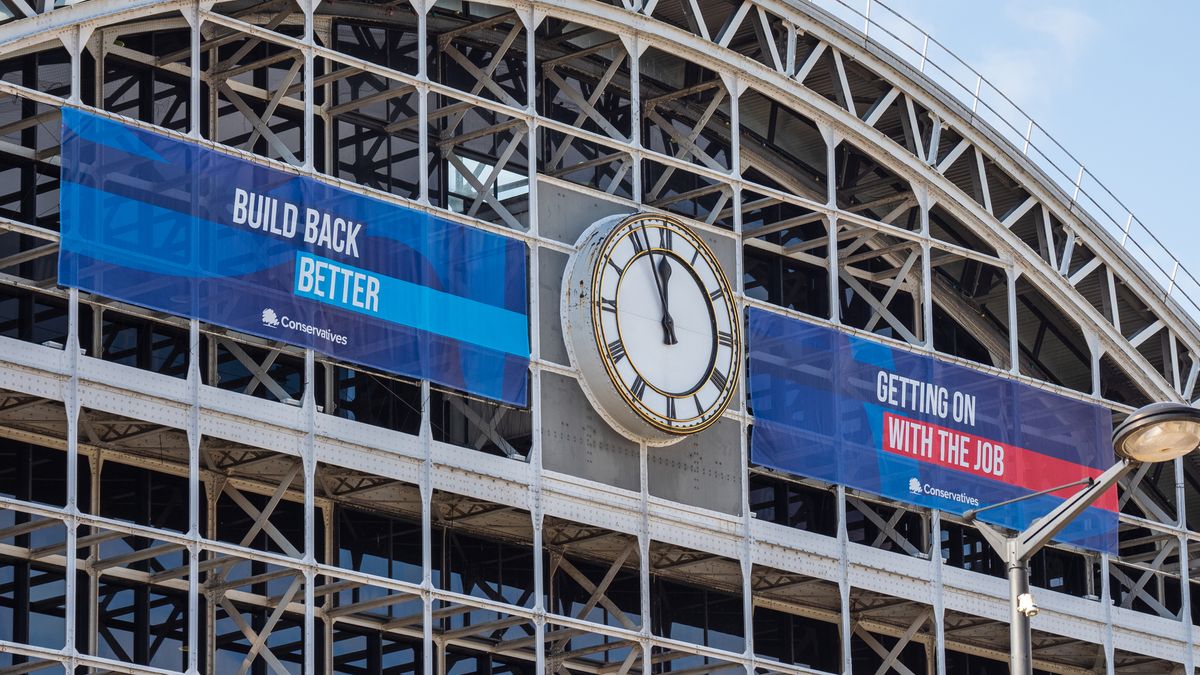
0, 0, 1198, 673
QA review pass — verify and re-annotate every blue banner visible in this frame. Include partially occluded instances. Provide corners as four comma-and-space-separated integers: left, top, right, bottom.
747, 308, 1117, 553
58, 109, 529, 405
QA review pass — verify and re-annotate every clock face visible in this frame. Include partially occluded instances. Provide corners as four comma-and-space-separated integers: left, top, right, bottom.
563, 213, 740, 443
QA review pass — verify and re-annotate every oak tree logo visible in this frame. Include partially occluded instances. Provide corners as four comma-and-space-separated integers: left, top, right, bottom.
261, 308, 280, 327
908, 477, 923, 495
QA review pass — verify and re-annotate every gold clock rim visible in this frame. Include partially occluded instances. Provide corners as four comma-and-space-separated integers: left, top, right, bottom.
588, 213, 741, 435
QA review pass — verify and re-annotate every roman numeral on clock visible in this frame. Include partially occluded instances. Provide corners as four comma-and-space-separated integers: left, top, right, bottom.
659, 227, 672, 249
600, 298, 617, 313
630, 375, 646, 400
709, 287, 724, 301
717, 331, 733, 347
665, 396, 676, 419
606, 338, 625, 363
630, 229, 646, 253
710, 368, 728, 391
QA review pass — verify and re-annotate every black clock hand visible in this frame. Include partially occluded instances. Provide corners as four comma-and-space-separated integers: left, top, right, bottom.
639, 224, 676, 345
658, 255, 678, 344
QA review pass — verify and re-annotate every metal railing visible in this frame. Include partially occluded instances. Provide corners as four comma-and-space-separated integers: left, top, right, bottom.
810, 0, 1200, 320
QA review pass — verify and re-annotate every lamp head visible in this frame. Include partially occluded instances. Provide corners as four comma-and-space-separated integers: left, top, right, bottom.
1112, 402, 1200, 463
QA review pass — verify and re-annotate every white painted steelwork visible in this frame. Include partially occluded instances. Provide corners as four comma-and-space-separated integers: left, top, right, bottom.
0, 0, 1195, 673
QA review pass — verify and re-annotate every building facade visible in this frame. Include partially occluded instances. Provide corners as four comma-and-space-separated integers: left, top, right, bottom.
0, 0, 1197, 673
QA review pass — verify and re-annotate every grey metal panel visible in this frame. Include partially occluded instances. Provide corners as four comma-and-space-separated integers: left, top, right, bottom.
536, 178, 633, 246
538, 247, 570, 367
540, 371, 640, 491
649, 416, 742, 515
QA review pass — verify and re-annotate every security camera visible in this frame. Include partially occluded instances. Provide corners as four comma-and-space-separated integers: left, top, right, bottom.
1017, 593, 1039, 618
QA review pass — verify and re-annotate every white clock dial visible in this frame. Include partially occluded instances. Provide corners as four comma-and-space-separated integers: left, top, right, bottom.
563, 213, 740, 444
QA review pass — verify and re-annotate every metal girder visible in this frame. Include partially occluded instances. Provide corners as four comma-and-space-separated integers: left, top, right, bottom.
0, 326, 1185, 667
567, 0, 1197, 404
551, 547, 639, 630
852, 609, 929, 675
0, 0, 1197, 673
214, 338, 296, 402
846, 495, 924, 558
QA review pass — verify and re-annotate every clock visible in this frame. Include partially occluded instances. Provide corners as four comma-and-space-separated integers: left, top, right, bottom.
562, 213, 741, 445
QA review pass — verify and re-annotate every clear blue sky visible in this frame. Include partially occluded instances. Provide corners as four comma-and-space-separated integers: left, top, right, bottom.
871, 0, 1200, 283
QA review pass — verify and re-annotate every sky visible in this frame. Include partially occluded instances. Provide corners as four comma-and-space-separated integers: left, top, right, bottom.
859, 0, 1200, 292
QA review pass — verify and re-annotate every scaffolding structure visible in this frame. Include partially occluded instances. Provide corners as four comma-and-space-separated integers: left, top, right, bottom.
0, 0, 1198, 673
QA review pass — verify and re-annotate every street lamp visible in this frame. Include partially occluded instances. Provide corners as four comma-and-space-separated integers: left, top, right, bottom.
1112, 402, 1200, 463
963, 402, 1200, 675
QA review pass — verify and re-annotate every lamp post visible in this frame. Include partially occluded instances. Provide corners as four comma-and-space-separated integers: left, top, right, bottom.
962, 402, 1200, 675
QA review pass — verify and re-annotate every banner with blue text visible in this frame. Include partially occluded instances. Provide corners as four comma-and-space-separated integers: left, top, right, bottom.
59, 109, 529, 405
747, 308, 1117, 553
